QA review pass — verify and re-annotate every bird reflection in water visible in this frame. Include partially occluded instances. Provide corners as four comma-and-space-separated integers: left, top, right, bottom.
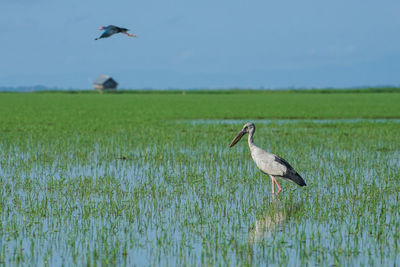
248, 202, 301, 244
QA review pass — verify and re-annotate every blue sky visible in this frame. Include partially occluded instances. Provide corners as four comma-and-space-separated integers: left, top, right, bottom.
1, 0, 399, 89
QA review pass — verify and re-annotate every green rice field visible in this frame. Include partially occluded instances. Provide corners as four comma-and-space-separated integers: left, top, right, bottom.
0, 90, 399, 266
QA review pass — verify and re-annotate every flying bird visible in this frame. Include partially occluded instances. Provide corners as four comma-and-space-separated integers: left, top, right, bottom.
95, 25, 136, 40
229, 122, 306, 200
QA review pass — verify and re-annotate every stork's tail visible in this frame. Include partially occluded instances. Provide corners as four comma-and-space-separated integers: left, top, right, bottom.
284, 172, 307, 187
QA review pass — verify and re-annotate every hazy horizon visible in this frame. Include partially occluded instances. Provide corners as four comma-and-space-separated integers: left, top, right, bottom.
1, 0, 399, 89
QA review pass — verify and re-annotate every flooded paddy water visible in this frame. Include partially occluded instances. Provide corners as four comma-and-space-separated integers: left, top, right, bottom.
0, 117, 399, 266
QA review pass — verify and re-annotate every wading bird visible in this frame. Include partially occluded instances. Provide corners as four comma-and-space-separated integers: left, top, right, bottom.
95, 25, 136, 40
229, 122, 306, 200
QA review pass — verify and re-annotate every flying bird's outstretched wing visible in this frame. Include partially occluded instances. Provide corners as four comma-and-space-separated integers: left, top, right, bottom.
95, 30, 114, 40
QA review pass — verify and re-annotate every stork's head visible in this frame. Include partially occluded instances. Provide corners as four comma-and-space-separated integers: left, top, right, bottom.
229, 122, 255, 148
99, 26, 105, 30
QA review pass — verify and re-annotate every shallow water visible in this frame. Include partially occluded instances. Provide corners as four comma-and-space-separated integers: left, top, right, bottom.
0, 121, 399, 266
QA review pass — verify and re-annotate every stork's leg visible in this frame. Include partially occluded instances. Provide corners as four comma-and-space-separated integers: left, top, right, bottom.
273, 177, 282, 195
124, 33, 136, 37
269, 175, 275, 200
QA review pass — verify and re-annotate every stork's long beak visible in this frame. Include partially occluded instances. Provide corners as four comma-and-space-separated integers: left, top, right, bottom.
229, 129, 246, 148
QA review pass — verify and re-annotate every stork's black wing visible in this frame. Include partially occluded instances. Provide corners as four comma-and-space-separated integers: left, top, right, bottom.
274, 156, 306, 186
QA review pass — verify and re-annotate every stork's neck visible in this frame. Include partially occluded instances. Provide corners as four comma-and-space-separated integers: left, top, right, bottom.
248, 128, 256, 148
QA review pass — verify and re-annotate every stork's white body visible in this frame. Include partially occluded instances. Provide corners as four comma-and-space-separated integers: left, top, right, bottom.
250, 144, 286, 177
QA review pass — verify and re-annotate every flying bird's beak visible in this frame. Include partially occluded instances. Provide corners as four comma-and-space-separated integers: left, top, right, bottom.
229, 129, 246, 148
